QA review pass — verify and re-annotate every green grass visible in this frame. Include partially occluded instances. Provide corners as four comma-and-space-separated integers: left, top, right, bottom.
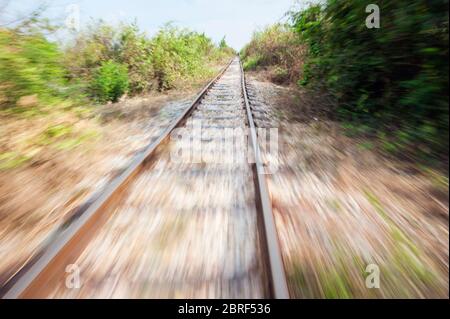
422, 167, 449, 191
0, 151, 31, 170
243, 55, 261, 71
36, 124, 73, 146
55, 130, 99, 151
0, 124, 101, 172
364, 189, 437, 286
357, 141, 374, 151
364, 190, 389, 221
320, 269, 353, 299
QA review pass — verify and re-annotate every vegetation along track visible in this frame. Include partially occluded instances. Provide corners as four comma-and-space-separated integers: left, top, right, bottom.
1, 58, 289, 299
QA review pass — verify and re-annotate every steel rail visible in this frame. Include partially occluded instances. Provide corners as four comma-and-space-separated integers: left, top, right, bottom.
239, 60, 290, 299
0, 59, 233, 299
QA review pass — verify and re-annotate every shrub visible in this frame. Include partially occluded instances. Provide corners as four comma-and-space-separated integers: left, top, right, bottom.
65, 22, 234, 94
218, 36, 236, 57
240, 24, 305, 83
91, 60, 129, 103
243, 55, 261, 71
150, 25, 218, 90
272, 66, 289, 84
117, 24, 154, 94
1, 18, 234, 109
0, 28, 66, 109
290, 0, 449, 158
64, 22, 118, 80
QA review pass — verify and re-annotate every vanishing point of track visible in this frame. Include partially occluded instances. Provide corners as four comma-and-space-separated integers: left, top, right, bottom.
1, 58, 289, 299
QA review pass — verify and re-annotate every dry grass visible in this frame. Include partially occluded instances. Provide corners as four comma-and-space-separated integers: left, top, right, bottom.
247, 76, 448, 298
241, 24, 306, 85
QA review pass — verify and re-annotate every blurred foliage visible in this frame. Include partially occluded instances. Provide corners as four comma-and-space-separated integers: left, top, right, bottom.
242, 1, 449, 162
240, 24, 305, 84
0, 13, 234, 170
290, 0, 449, 160
0, 151, 31, 170
118, 24, 154, 94
65, 21, 234, 95
1, 17, 234, 108
151, 25, 218, 90
0, 28, 67, 110
91, 60, 129, 103
64, 21, 154, 96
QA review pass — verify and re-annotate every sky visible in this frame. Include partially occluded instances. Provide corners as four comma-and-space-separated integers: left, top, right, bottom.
1, 0, 309, 50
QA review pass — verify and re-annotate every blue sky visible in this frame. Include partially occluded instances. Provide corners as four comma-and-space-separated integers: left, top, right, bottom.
2, 0, 311, 49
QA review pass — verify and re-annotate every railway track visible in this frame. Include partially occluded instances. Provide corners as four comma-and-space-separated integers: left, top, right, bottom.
1, 58, 289, 299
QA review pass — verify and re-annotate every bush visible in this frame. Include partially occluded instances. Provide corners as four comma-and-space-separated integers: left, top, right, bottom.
1, 17, 234, 110
91, 60, 129, 103
65, 22, 155, 95
151, 25, 217, 90
272, 66, 289, 84
0, 28, 67, 109
117, 24, 154, 94
243, 55, 261, 71
240, 24, 305, 83
65, 22, 234, 94
290, 0, 449, 159
241, 1, 448, 161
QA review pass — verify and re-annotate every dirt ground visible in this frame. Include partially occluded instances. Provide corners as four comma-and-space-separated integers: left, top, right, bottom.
0, 89, 199, 287
246, 75, 449, 298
